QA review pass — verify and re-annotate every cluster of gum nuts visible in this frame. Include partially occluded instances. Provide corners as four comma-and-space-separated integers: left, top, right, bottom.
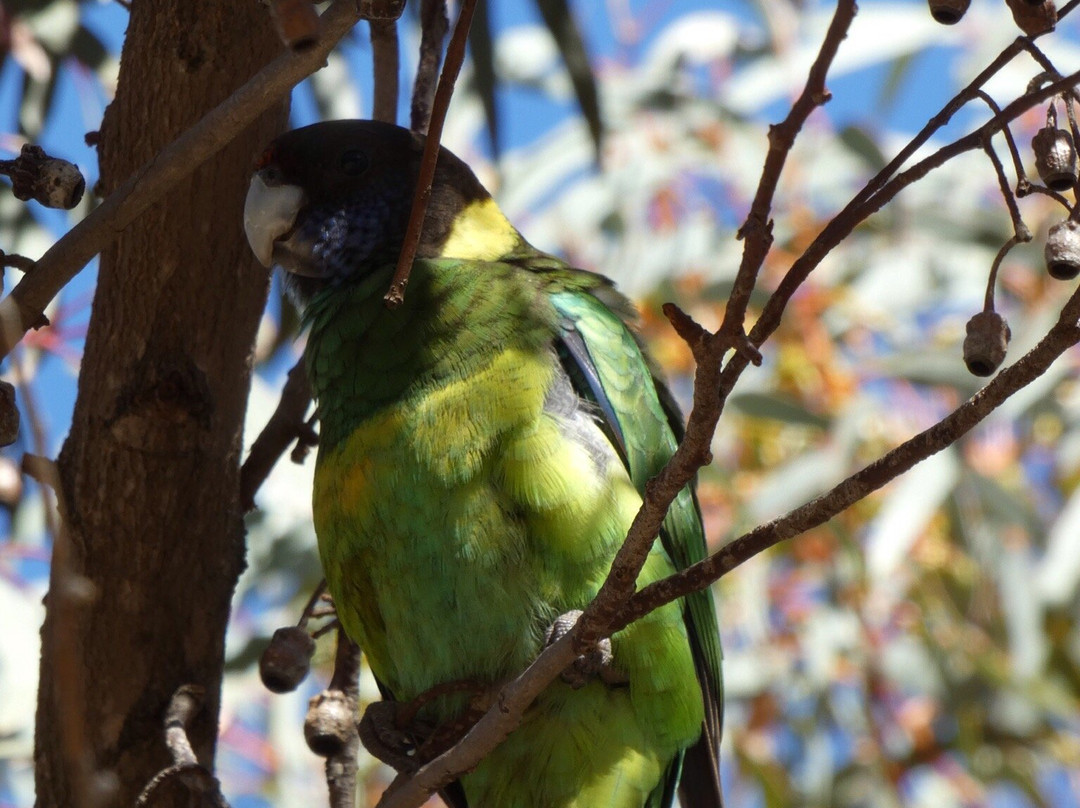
963, 101, 1080, 377
928, 0, 1056, 36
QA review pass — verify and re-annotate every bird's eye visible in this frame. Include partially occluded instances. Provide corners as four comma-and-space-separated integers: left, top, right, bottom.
340, 149, 369, 176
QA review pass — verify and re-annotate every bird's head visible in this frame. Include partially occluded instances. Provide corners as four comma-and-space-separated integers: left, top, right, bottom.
244, 119, 515, 303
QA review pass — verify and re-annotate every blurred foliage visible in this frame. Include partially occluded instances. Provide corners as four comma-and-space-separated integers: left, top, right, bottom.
1, 2, 1080, 808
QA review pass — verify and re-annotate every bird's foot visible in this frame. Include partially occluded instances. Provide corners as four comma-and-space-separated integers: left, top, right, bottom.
357, 701, 418, 774
543, 610, 629, 689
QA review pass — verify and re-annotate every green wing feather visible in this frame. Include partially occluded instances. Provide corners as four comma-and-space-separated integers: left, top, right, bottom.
546, 284, 724, 808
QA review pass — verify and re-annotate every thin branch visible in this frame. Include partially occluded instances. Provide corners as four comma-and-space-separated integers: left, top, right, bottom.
984, 236, 1019, 313
297, 579, 329, 629
239, 358, 313, 511
722, 0, 856, 356
1020, 40, 1080, 109
135, 686, 229, 808
850, 36, 1034, 215
315, 629, 362, 808
163, 685, 205, 768
0, 250, 36, 274
975, 90, 1029, 191
22, 453, 59, 489
411, 0, 449, 133
383, 0, 479, 307
0, 0, 364, 362
11, 349, 104, 808
746, 66, 1080, 374
616, 287, 1080, 629
370, 19, 400, 124
373, 28, 1080, 808
983, 136, 1031, 242
377, 281, 1080, 808
375, 305, 726, 808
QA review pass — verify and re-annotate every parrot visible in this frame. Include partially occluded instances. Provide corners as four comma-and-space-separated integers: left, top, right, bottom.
244, 119, 723, 808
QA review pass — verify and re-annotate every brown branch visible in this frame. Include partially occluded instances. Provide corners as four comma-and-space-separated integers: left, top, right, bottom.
740, 66, 1080, 380
383, 0, 479, 307
375, 304, 726, 808
372, 23, 1080, 808
371, 19, 400, 124
309, 629, 362, 808
983, 135, 1031, 243
163, 685, 205, 768
0, 0, 364, 362
616, 287, 1080, 630
975, 90, 1030, 198
0, 249, 36, 274
985, 237, 1019, 313
376, 631, 578, 808
411, 0, 449, 133
135, 686, 229, 808
297, 578, 330, 628
11, 350, 103, 808
376, 273, 1080, 808
22, 453, 59, 489
722, 0, 856, 354
239, 358, 313, 511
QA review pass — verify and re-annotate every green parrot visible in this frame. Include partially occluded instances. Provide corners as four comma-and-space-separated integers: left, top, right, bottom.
244, 120, 723, 808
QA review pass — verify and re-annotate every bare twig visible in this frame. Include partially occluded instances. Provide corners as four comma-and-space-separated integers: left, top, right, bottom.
370, 19, 400, 124
975, 90, 1029, 195
616, 287, 1080, 628
239, 359, 313, 511
135, 686, 229, 808
411, 0, 449, 133
746, 66, 1080, 377
0, 250, 36, 274
721, 0, 857, 359
164, 685, 205, 768
984, 237, 1020, 313
374, 304, 727, 808
21, 453, 59, 489
983, 136, 1031, 242
297, 579, 330, 628
383, 0, 479, 307
11, 349, 105, 808
373, 22, 1080, 808
0, 0, 363, 362
312, 629, 362, 808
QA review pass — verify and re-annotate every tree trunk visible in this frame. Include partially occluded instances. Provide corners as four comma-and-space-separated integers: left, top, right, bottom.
35, 3, 287, 805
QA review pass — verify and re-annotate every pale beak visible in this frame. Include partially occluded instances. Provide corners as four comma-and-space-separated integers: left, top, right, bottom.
244, 170, 306, 267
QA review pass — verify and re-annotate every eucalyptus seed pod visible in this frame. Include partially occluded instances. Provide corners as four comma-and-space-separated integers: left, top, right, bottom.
1045, 218, 1080, 280
963, 311, 1011, 377
304, 690, 357, 757
1032, 125, 1078, 191
259, 626, 316, 693
928, 0, 970, 23
1005, 0, 1057, 35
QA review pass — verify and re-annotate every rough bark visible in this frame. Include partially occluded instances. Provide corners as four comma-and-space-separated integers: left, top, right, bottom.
35, 3, 287, 806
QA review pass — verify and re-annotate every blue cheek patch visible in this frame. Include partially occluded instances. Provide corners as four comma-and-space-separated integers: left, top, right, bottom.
303, 195, 395, 283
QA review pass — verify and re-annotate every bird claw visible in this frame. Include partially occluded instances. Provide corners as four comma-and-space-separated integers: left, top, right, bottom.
543, 610, 629, 689
357, 701, 418, 774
